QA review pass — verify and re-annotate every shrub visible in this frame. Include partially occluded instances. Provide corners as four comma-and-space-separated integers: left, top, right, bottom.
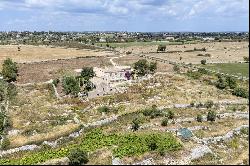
232, 87, 249, 98
142, 105, 162, 119
167, 110, 174, 119
1, 137, 10, 150
215, 77, 227, 89
198, 68, 208, 74
196, 114, 203, 122
146, 135, 158, 151
173, 65, 180, 73
190, 101, 195, 107
52, 78, 60, 87
201, 59, 206, 65
131, 118, 140, 131
186, 70, 202, 79
68, 148, 88, 165
225, 76, 237, 89
2, 58, 18, 82
243, 56, 249, 62
149, 62, 157, 73
207, 110, 216, 121
161, 118, 168, 126
240, 127, 248, 135
204, 100, 214, 109
97, 106, 110, 113
7, 83, 17, 101
157, 45, 166, 52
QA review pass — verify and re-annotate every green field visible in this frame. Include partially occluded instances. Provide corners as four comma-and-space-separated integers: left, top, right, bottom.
201, 63, 249, 77
96, 40, 199, 48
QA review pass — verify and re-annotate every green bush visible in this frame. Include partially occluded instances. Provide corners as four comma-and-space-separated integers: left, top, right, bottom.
232, 87, 248, 98
149, 62, 157, 73
167, 110, 174, 119
62, 75, 80, 96
186, 70, 202, 79
1, 137, 10, 150
68, 148, 88, 165
131, 118, 140, 131
225, 76, 237, 89
97, 106, 110, 113
157, 45, 166, 52
204, 100, 214, 109
142, 105, 162, 119
201, 59, 206, 65
161, 118, 168, 126
215, 77, 227, 89
0, 129, 182, 165
196, 114, 203, 122
2, 58, 18, 82
52, 78, 60, 87
243, 56, 249, 62
133, 59, 157, 76
207, 110, 216, 121
81, 67, 95, 80
198, 68, 208, 74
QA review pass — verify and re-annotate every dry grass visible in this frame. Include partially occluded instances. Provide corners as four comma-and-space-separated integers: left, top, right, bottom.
115, 41, 248, 64
0, 45, 115, 65
8, 123, 79, 148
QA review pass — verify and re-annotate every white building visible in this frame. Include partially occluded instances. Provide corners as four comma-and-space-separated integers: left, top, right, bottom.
93, 66, 131, 82
75, 66, 132, 98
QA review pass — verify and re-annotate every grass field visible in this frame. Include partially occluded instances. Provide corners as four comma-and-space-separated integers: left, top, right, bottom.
0, 45, 114, 65
96, 40, 199, 48
201, 63, 249, 77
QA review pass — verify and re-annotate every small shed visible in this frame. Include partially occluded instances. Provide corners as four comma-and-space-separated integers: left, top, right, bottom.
178, 128, 193, 140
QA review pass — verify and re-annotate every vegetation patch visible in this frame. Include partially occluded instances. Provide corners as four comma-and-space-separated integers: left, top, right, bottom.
0, 129, 182, 165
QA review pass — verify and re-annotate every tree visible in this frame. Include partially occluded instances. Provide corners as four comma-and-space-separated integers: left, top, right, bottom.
149, 62, 157, 73
81, 67, 95, 80
2, 58, 18, 82
68, 148, 88, 165
62, 76, 80, 96
133, 59, 149, 76
225, 76, 237, 89
207, 110, 216, 121
201, 59, 206, 65
196, 114, 203, 122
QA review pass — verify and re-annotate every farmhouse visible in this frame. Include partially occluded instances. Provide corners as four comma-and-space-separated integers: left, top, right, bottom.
94, 66, 132, 82
75, 66, 132, 98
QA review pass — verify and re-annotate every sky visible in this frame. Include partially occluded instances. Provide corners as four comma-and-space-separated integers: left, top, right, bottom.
0, 0, 249, 32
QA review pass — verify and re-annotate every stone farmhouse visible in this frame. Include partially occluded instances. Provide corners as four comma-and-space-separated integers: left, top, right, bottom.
75, 66, 132, 98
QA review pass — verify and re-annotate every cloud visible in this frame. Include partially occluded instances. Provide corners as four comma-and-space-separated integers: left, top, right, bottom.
0, 0, 248, 31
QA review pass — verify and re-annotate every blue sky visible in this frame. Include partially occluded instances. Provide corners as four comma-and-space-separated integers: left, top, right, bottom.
0, 0, 249, 32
